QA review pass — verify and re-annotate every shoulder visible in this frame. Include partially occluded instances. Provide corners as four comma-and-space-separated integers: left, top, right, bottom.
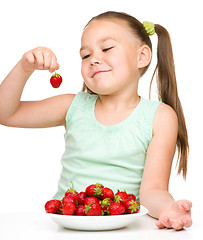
77, 91, 98, 100
60, 93, 76, 103
153, 103, 178, 136
57, 93, 76, 110
72, 91, 98, 108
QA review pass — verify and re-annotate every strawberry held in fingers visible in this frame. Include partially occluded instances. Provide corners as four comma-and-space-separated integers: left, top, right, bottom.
50, 72, 62, 88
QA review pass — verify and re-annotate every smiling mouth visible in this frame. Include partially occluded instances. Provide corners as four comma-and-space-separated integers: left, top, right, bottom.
92, 70, 111, 78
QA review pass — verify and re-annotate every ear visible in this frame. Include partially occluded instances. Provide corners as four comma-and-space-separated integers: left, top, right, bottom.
137, 45, 152, 69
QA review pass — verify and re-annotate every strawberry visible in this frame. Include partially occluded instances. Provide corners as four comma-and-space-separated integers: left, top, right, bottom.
77, 192, 87, 205
84, 196, 99, 205
124, 200, 140, 214
114, 191, 128, 204
64, 181, 79, 204
100, 198, 113, 214
127, 193, 136, 201
45, 200, 61, 213
108, 202, 125, 215
75, 205, 85, 216
101, 187, 114, 200
84, 203, 102, 216
50, 72, 62, 88
85, 183, 104, 198
62, 196, 77, 206
62, 202, 75, 215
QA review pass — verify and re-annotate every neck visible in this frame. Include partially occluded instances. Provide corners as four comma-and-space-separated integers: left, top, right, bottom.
98, 91, 140, 111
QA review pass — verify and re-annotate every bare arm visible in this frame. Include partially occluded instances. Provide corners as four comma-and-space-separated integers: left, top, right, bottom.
0, 47, 75, 128
140, 103, 192, 230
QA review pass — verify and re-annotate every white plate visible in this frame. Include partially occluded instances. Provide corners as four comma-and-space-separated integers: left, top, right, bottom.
46, 205, 148, 231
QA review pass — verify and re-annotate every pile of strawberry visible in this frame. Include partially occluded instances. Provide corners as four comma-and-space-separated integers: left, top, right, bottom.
45, 183, 140, 216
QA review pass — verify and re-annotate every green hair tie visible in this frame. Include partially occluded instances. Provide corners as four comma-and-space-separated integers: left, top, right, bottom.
143, 21, 155, 36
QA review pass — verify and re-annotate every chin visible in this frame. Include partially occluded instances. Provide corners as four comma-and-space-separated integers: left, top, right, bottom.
93, 89, 116, 96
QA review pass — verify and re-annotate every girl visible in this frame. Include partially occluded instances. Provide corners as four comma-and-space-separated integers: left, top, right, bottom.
0, 11, 192, 230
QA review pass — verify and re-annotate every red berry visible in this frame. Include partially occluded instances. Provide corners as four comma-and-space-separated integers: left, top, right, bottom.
114, 191, 128, 204
62, 196, 77, 206
124, 200, 140, 214
84, 196, 99, 205
100, 198, 113, 214
85, 183, 104, 198
50, 73, 62, 88
75, 205, 85, 216
62, 202, 75, 215
127, 193, 136, 201
77, 192, 87, 205
45, 200, 61, 213
64, 183, 79, 204
84, 203, 102, 216
108, 202, 125, 215
101, 187, 114, 200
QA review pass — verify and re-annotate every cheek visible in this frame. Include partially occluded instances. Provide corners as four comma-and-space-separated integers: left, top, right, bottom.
112, 56, 131, 76
81, 63, 88, 80
109, 51, 131, 71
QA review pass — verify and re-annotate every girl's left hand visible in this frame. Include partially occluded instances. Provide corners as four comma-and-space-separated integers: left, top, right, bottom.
156, 200, 192, 231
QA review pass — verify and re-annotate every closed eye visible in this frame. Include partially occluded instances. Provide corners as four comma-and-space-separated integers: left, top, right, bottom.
81, 47, 113, 59
103, 47, 113, 52
82, 54, 91, 60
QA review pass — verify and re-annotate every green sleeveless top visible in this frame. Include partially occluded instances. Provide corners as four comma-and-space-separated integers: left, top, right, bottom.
53, 92, 162, 201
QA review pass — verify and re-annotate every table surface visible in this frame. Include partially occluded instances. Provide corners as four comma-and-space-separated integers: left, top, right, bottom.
0, 207, 201, 240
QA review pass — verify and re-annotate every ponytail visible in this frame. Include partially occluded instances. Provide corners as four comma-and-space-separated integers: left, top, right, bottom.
150, 24, 189, 179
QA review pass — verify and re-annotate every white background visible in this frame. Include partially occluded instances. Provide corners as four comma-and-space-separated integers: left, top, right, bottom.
0, 0, 202, 213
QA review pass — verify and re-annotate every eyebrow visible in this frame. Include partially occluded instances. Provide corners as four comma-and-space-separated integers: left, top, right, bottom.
80, 37, 117, 52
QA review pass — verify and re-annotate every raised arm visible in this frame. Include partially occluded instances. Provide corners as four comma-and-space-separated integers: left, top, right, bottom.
0, 47, 75, 128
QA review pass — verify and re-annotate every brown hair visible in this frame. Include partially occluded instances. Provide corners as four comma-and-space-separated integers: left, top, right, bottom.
82, 11, 189, 179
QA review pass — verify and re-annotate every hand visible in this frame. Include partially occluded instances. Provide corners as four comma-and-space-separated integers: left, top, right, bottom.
156, 200, 192, 231
21, 47, 60, 73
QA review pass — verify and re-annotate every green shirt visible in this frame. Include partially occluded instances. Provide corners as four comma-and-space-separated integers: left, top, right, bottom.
53, 92, 162, 200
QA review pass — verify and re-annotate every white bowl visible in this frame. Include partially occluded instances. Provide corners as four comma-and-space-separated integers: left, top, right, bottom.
46, 205, 148, 231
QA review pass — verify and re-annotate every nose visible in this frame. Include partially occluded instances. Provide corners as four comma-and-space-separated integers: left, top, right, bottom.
90, 55, 102, 66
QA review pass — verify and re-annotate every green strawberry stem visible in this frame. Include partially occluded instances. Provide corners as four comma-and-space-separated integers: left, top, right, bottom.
70, 180, 74, 190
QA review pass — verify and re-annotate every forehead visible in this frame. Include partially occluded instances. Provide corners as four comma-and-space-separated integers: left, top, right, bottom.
81, 19, 138, 47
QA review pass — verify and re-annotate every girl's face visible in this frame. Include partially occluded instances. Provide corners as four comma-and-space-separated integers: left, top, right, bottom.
80, 19, 142, 95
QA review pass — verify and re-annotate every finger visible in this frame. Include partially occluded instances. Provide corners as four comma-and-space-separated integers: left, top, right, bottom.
33, 49, 44, 69
178, 200, 192, 210
162, 216, 173, 229
49, 55, 59, 73
184, 200, 192, 210
181, 218, 192, 228
43, 51, 52, 70
156, 220, 165, 229
172, 220, 184, 231
180, 201, 191, 211
25, 52, 35, 65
